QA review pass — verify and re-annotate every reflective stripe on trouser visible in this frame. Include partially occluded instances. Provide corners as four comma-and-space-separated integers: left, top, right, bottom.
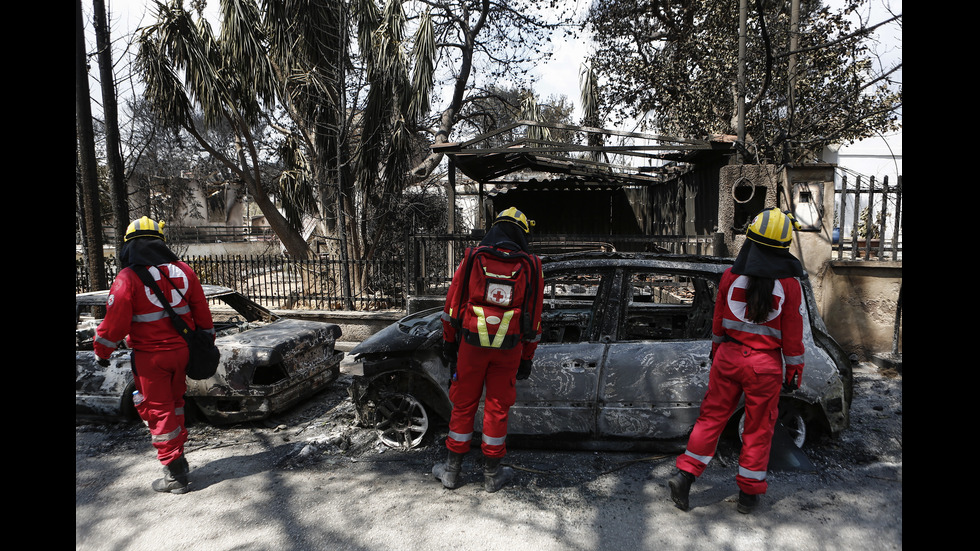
446, 342, 522, 458
676, 342, 782, 495
133, 347, 189, 465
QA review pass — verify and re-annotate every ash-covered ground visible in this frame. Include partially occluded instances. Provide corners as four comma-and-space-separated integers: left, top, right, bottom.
76, 362, 901, 551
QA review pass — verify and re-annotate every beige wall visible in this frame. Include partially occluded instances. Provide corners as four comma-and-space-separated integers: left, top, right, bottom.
819, 261, 902, 360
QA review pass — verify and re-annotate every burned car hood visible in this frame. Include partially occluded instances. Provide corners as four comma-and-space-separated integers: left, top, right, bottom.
213, 319, 341, 377
78, 287, 346, 424
219, 318, 340, 349
185, 318, 343, 394
351, 308, 443, 358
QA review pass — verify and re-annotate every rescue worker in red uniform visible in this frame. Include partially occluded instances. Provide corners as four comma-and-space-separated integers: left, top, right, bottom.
93, 217, 214, 494
432, 207, 545, 492
669, 208, 805, 514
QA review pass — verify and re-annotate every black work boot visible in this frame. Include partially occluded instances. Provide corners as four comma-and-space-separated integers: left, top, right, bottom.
432, 451, 465, 489
668, 470, 695, 511
152, 455, 190, 494
737, 491, 759, 514
483, 456, 514, 493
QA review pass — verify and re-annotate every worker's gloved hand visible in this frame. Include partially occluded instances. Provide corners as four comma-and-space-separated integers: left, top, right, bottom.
440, 340, 458, 366
783, 366, 802, 392
517, 359, 533, 380
96, 356, 110, 368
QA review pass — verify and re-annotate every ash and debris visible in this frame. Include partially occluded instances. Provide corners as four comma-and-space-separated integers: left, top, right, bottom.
802, 364, 902, 475
76, 363, 901, 492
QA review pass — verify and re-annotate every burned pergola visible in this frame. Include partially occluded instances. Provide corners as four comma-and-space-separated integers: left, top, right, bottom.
432, 121, 736, 234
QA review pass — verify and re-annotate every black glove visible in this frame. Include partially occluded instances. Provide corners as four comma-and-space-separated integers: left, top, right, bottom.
516, 359, 533, 380
440, 340, 458, 365
783, 367, 802, 392
96, 356, 110, 368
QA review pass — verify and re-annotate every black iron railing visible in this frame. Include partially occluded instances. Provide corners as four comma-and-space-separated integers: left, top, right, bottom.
834, 174, 902, 261
75, 254, 406, 310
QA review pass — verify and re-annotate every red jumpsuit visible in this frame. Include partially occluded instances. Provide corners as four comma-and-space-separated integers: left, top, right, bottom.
676, 268, 804, 495
441, 246, 544, 458
94, 262, 214, 466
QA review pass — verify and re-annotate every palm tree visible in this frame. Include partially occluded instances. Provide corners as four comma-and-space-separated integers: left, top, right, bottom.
136, 0, 318, 258
136, 0, 567, 286
579, 61, 605, 162
351, 0, 434, 262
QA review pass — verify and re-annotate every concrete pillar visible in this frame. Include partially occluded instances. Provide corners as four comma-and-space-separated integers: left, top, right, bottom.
781, 164, 836, 276
717, 164, 781, 257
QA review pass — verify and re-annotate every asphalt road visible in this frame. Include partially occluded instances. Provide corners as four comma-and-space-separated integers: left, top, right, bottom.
76, 362, 902, 551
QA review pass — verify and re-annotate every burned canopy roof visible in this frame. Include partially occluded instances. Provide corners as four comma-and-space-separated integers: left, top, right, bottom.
433, 121, 734, 187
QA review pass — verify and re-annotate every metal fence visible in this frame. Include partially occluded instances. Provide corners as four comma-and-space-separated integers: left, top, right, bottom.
834, 174, 902, 261
75, 254, 407, 310
77, 180, 901, 310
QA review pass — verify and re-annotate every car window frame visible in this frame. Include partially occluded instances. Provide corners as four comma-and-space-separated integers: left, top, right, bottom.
614, 267, 720, 344
539, 266, 616, 344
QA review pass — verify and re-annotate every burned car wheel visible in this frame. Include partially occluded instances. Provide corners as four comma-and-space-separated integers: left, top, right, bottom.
375, 392, 430, 449
738, 402, 807, 448
778, 408, 807, 448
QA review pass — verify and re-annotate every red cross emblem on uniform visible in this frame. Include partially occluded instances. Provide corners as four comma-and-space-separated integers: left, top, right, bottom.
727, 275, 785, 323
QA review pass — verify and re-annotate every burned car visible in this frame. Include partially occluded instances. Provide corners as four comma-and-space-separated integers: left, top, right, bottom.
76, 285, 344, 424
348, 252, 852, 451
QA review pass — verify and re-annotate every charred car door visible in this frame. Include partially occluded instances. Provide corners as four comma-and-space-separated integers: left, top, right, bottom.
503, 268, 613, 438
597, 266, 720, 446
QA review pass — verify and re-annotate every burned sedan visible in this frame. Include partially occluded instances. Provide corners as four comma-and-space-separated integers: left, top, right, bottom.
76, 285, 344, 424
348, 252, 852, 451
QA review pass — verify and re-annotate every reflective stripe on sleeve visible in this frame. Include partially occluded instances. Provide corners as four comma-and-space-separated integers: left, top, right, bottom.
95, 336, 118, 349
783, 354, 804, 365
442, 311, 461, 328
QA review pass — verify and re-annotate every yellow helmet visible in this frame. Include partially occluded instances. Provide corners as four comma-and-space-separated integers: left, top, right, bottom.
124, 216, 166, 242
746, 208, 800, 249
493, 207, 535, 234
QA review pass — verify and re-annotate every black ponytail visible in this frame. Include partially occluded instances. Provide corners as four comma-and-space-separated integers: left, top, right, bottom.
744, 276, 775, 323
